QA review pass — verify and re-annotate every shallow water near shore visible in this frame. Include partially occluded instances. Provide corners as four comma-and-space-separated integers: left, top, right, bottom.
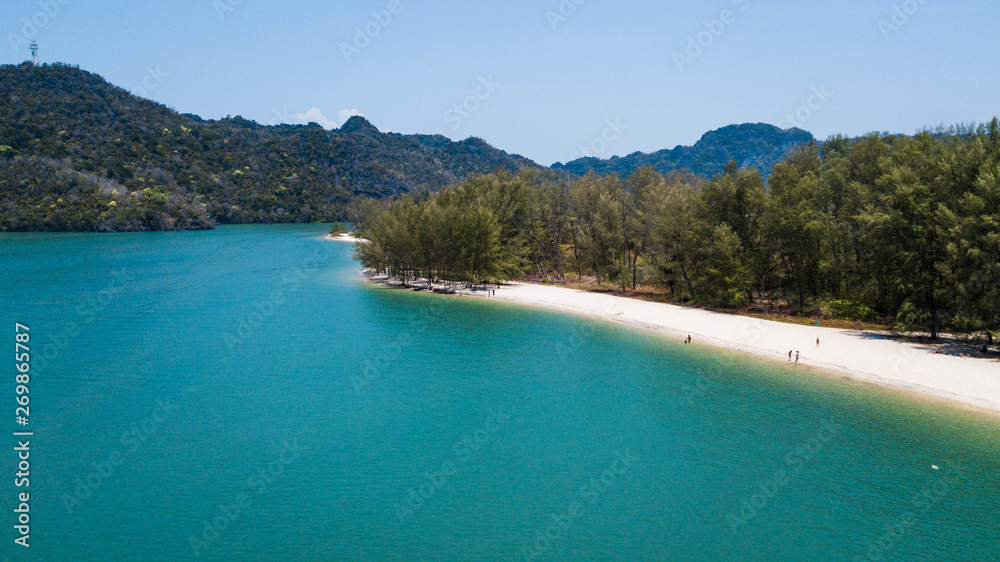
2, 224, 998, 561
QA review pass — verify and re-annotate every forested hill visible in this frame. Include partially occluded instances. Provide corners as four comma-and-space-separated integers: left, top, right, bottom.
0, 63, 536, 232
552, 123, 814, 178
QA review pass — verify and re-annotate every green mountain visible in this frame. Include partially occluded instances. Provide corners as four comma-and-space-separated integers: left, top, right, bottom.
0, 63, 536, 232
552, 123, 814, 178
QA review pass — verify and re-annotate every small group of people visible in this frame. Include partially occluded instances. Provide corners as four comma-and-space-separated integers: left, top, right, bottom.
934, 346, 989, 358
787, 339, 821, 363
683, 335, 692, 344
785, 338, 821, 364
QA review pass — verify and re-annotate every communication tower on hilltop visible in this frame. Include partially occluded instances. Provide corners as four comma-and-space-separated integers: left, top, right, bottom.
30, 41, 39, 66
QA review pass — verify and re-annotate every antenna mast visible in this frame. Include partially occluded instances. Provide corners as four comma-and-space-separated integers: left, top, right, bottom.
30, 41, 39, 65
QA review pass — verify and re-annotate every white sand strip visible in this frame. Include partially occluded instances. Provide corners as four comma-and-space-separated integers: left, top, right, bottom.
327, 233, 367, 243
467, 282, 1000, 415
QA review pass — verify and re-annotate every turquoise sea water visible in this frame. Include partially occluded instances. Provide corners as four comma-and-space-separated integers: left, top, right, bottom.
1, 224, 998, 561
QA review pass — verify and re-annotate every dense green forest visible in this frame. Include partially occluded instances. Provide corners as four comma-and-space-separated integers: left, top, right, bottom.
0, 63, 535, 232
552, 123, 814, 178
354, 123, 1000, 341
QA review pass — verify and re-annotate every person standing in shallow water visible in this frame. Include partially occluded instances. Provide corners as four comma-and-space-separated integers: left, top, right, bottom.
795, 351, 800, 363
788, 351, 792, 361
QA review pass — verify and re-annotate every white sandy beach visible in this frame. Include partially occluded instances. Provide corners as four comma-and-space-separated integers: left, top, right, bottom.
453, 281, 1000, 415
327, 233, 366, 243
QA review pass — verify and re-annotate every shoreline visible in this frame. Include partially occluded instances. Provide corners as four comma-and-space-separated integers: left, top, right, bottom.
365, 274, 1000, 417
326, 233, 366, 243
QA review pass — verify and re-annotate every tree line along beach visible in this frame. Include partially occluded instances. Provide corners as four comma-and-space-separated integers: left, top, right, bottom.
338, 126, 1000, 416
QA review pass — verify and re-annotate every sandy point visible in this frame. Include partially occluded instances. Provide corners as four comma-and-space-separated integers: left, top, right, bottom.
327, 233, 367, 243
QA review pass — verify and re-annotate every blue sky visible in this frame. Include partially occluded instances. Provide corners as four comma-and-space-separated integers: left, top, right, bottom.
4, 0, 999, 165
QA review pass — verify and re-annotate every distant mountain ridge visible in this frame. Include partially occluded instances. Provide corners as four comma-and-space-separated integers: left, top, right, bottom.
1, 63, 817, 233
552, 123, 814, 178
0, 63, 536, 231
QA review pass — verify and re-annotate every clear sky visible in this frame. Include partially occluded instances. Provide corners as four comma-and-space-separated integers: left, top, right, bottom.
4, 0, 999, 165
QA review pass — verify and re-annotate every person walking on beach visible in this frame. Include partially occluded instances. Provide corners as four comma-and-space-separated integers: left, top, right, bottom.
788, 350, 792, 361
795, 351, 799, 363
816, 337, 820, 348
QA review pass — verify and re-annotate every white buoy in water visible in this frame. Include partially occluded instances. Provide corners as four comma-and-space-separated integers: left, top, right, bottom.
931, 465, 939, 470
